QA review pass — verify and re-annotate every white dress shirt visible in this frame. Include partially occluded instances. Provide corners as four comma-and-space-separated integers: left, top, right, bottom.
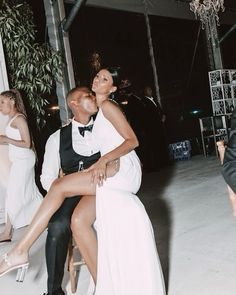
145, 96, 157, 107
40, 117, 99, 191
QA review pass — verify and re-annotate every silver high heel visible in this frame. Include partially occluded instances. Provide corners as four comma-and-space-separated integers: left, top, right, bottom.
0, 253, 29, 282
16, 264, 28, 282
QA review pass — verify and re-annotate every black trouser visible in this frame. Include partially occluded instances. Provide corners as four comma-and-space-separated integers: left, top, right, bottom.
46, 196, 80, 293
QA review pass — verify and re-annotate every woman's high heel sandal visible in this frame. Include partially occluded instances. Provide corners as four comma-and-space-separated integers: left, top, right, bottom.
0, 253, 29, 282
16, 264, 28, 282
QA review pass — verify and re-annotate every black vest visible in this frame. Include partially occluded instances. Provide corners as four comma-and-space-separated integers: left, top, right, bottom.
59, 123, 100, 175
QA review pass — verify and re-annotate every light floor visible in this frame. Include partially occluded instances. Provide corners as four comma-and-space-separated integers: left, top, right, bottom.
0, 155, 235, 295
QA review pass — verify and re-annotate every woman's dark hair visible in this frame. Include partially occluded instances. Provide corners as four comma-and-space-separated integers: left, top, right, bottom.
106, 66, 122, 88
1, 89, 27, 117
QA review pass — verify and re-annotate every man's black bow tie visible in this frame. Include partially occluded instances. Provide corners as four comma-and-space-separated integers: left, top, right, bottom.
78, 124, 93, 137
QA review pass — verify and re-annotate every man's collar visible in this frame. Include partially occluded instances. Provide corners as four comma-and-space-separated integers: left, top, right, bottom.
72, 117, 94, 127
145, 96, 154, 100
145, 96, 157, 106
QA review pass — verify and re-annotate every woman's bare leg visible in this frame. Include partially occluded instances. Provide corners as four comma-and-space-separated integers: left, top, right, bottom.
0, 215, 13, 242
0, 171, 96, 274
0, 161, 119, 274
71, 196, 97, 283
227, 186, 236, 217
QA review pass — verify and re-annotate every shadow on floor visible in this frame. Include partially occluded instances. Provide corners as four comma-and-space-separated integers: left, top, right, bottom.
140, 162, 177, 292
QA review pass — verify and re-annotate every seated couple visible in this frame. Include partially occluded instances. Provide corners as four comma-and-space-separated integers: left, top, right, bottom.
0, 67, 166, 295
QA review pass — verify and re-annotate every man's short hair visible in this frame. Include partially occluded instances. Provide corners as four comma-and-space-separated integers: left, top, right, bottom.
66, 86, 89, 101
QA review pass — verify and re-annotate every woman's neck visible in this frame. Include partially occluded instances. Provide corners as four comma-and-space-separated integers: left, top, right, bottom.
96, 94, 109, 107
96, 93, 109, 107
8, 109, 18, 119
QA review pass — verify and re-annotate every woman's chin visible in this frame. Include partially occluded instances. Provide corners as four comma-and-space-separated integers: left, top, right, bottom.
92, 85, 97, 92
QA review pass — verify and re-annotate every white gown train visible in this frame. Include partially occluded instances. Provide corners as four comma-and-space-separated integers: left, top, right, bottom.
89, 107, 166, 295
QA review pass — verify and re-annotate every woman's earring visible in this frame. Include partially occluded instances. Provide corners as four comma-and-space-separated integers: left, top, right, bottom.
110, 92, 115, 100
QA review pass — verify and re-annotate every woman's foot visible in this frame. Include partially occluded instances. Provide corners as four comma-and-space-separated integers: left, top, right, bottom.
0, 250, 28, 277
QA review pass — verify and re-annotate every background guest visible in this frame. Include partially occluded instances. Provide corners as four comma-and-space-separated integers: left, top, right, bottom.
221, 108, 236, 217
141, 85, 169, 171
0, 89, 42, 242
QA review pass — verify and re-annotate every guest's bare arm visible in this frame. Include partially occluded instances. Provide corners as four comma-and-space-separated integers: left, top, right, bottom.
0, 115, 31, 148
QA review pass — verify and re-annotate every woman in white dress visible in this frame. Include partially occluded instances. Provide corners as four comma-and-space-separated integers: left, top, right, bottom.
0, 89, 42, 242
0, 70, 166, 294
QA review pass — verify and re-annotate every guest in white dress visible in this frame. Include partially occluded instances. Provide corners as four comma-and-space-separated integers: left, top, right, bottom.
0, 70, 166, 295
0, 89, 42, 242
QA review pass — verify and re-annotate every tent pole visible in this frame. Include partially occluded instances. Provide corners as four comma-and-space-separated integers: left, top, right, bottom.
219, 23, 236, 44
143, 0, 162, 106
62, 0, 86, 33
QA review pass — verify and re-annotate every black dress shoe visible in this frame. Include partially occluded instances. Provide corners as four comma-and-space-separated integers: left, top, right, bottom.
43, 290, 65, 295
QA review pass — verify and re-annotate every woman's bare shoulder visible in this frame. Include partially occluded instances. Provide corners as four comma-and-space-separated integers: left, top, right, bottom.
11, 114, 27, 127
101, 100, 126, 124
101, 99, 120, 112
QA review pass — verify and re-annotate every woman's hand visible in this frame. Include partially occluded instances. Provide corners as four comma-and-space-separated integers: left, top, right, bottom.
84, 157, 108, 186
84, 158, 120, 186
0, 135, 8, 145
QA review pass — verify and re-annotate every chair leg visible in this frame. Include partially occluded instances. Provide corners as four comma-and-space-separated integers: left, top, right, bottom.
70, 268, 77, 294
68, 239, 77, 293
68, 238, 86, 293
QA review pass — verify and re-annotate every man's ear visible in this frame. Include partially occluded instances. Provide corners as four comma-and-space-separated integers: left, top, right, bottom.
112, 86, 117, 93
68, 100, 76, 110
70, 100, 78, 107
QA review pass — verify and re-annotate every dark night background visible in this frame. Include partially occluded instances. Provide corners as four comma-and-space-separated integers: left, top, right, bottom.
26, 0, 236, 145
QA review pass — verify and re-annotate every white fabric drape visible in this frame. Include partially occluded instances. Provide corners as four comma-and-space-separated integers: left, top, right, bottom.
0, 113, 10, 223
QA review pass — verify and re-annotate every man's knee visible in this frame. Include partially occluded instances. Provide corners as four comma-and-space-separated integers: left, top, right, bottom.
48, 218, 71, 242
